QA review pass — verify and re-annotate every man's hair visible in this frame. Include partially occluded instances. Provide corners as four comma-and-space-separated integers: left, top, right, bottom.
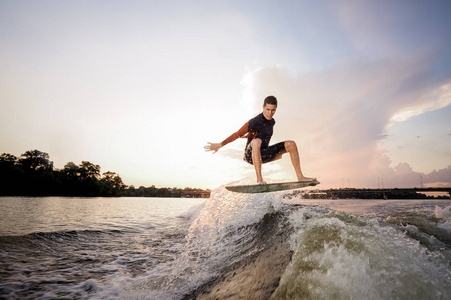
264, 95, 278, 106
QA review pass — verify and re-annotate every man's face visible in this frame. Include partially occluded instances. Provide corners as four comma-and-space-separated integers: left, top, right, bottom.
262, 104, 277, 120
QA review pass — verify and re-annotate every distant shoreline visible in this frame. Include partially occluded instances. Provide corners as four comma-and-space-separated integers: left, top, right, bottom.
0, 149, 210, 198
285, 187, 451, 200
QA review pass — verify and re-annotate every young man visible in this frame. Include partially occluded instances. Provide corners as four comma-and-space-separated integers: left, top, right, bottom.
205, 95, 315, 184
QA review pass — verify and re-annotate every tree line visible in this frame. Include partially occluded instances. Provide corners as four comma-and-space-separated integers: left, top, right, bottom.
0, 150, 210, 198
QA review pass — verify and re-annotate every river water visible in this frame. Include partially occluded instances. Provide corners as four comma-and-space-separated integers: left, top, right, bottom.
1, 181, 450, 299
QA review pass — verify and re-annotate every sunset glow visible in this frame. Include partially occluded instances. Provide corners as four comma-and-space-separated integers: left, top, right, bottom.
1, 0, 450, 189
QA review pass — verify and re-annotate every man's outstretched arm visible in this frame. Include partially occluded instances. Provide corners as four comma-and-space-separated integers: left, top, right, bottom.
204, 121, 249, 154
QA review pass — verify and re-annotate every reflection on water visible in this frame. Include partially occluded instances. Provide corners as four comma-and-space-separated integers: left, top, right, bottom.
0, 197, 205, 236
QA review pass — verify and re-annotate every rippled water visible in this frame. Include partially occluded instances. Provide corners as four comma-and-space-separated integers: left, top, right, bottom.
0, 197, 203, 236
1, 186, 450, 299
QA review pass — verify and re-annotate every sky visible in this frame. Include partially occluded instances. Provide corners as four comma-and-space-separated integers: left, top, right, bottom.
1, 0, 450, 189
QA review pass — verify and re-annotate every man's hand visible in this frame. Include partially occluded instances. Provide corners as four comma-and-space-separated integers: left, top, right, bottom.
204, 142, 222, 154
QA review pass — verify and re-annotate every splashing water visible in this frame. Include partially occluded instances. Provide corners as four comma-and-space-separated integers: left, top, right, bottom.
1, 184, 450, 299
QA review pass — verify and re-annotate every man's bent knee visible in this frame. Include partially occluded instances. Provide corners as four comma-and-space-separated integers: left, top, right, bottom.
251, 138, 262, 149
284, 140, 297, 152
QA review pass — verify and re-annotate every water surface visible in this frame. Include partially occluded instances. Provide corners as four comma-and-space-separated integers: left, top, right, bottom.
1, 190, 450, 299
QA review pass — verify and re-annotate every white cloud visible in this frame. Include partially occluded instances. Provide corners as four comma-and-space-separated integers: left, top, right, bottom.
390, 83, 451, 124
425, 166, 451, 187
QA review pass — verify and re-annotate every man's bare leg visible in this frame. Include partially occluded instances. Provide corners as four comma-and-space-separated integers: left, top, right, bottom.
284, 140, 316, 181
251, 139, 266, 184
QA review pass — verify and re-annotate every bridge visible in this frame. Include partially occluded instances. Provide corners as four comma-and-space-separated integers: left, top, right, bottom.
305, 187, 451, 200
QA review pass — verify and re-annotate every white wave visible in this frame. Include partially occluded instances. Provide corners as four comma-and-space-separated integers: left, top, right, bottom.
435, 205, 451, 219
273, 210, 451, 300
171, 179, 286, 289
435, 205, 451, 232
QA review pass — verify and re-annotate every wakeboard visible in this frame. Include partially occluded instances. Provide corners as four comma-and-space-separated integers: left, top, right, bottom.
225, 180, 320, 194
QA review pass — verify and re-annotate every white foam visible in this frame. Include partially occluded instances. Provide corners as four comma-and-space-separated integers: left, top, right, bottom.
435, 205, 451, 219
178, 179, 285, 269
435, 205, 451, 232
274, 210, 451, 299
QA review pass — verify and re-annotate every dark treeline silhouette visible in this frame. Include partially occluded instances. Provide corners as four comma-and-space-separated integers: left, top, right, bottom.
0, 150, 210, 198
122, 185, 210, 198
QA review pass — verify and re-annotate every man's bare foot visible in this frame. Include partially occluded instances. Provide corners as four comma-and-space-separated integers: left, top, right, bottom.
257, 180, 267, 185
298, 176, 316, 181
